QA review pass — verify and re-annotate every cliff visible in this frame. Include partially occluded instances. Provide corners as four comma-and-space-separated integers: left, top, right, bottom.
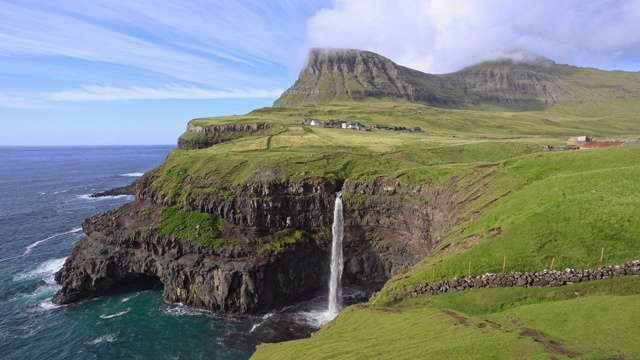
53, 163, 494, 313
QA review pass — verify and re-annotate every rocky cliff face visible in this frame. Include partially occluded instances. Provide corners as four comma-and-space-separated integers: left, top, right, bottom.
177, 123, 272, 150
53, 201, 328, 313
54, 168, 488, 313
274, 48, 466, 107
443, 60, 571, 108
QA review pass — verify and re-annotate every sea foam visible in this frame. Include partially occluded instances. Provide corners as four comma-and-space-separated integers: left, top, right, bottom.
88, 333, 117, 345
120, 172, 144, 177
296, 310, 338, 328
39, 299, 61, 311
13, 257, 67, 282
23, 228, 82, 255
77, 194, 134, 201
100, 308, 131, 319
163, 303, 212, 317
249, 312, 274, 333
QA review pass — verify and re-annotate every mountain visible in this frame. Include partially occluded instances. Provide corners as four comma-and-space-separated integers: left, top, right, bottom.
275, 48, 640, 111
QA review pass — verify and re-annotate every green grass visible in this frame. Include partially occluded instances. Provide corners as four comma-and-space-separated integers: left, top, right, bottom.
193, 99, 640, 138
159, 206, 225, 247
380, 146, 640, 298
253, 278, 640, 359
157, 99, 638, 206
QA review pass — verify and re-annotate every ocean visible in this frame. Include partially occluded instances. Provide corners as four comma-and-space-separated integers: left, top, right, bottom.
0, 146, 357, 360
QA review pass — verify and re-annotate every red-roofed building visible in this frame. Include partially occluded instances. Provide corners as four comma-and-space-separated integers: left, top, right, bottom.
580, 141, 624, 149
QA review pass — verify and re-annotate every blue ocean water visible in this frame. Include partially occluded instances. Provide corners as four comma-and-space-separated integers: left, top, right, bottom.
0, 146, 344, 360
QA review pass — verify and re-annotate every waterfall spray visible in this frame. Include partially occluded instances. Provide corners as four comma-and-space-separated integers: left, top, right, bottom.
328, 191, 344, 314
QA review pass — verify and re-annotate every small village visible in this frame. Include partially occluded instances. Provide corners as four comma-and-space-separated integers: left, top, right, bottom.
299, 117, 422, 133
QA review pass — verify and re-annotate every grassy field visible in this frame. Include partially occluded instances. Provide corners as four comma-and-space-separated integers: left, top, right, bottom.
253, 278, 640, 359
151, 98, 640, 206
191, 99, 640, 139
153, 98, 640, 358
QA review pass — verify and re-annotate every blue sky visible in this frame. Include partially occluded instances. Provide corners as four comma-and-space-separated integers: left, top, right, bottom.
1, 0, 639, 145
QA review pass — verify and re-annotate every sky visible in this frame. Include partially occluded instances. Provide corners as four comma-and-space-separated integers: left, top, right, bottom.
1, 0, 639, 145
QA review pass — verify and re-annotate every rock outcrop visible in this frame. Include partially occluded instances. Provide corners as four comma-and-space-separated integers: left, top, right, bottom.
90, 180, 137, 198
53, 201, 327, 313
177, 123, 272, 150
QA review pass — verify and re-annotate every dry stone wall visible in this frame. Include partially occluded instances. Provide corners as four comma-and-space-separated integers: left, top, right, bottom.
391, 260, 640, 301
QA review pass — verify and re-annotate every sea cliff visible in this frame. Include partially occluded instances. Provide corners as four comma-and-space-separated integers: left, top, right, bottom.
53, 160, 489, 313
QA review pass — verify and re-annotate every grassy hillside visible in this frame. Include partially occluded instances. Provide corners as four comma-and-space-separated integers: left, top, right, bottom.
253, 278, 640, 359
193, 99, 640, 138
250, 144, 640, 359
154, 97, 640, 358
193, 99, 640, 359
379, 145, 640, 294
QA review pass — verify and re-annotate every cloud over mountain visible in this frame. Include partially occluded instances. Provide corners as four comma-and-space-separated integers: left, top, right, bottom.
305, 0, 640, 73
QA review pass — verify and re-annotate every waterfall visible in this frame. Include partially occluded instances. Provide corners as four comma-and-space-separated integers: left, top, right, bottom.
328, 191, 344, 314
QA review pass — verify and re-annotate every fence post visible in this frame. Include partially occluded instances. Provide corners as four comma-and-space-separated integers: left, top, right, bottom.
550, 257, 555, 271
502, 256, 506, 272
600, 247, 605, 263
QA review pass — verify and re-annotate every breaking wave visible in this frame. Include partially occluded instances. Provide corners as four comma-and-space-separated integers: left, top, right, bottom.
23, 228, 82, 256
77, 194, 134, 201
163, 303, 212, 317
88, 333, 117, 345
13, 258, 67, 282
100, 308, 131, 319
249, 312, 275, 333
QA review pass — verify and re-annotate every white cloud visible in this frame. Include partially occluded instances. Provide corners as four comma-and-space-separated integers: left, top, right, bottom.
45, 84, 283, 102
305, 0, 640, 73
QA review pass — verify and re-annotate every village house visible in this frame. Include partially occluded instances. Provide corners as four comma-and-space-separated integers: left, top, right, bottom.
300, 118, 421, 135
300, 117, 320, 125
322, 119, 336, 127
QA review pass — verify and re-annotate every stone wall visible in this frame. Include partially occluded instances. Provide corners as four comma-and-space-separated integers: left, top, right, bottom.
391, 260, 640, 301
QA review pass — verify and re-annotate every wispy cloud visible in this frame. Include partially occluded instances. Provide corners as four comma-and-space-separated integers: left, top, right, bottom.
0, 1, 326, 88
45, 84, 283, 102
306, 0, 640, 73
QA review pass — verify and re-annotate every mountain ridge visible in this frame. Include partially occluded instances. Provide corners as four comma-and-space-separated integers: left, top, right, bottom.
275, 48, 640, 110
